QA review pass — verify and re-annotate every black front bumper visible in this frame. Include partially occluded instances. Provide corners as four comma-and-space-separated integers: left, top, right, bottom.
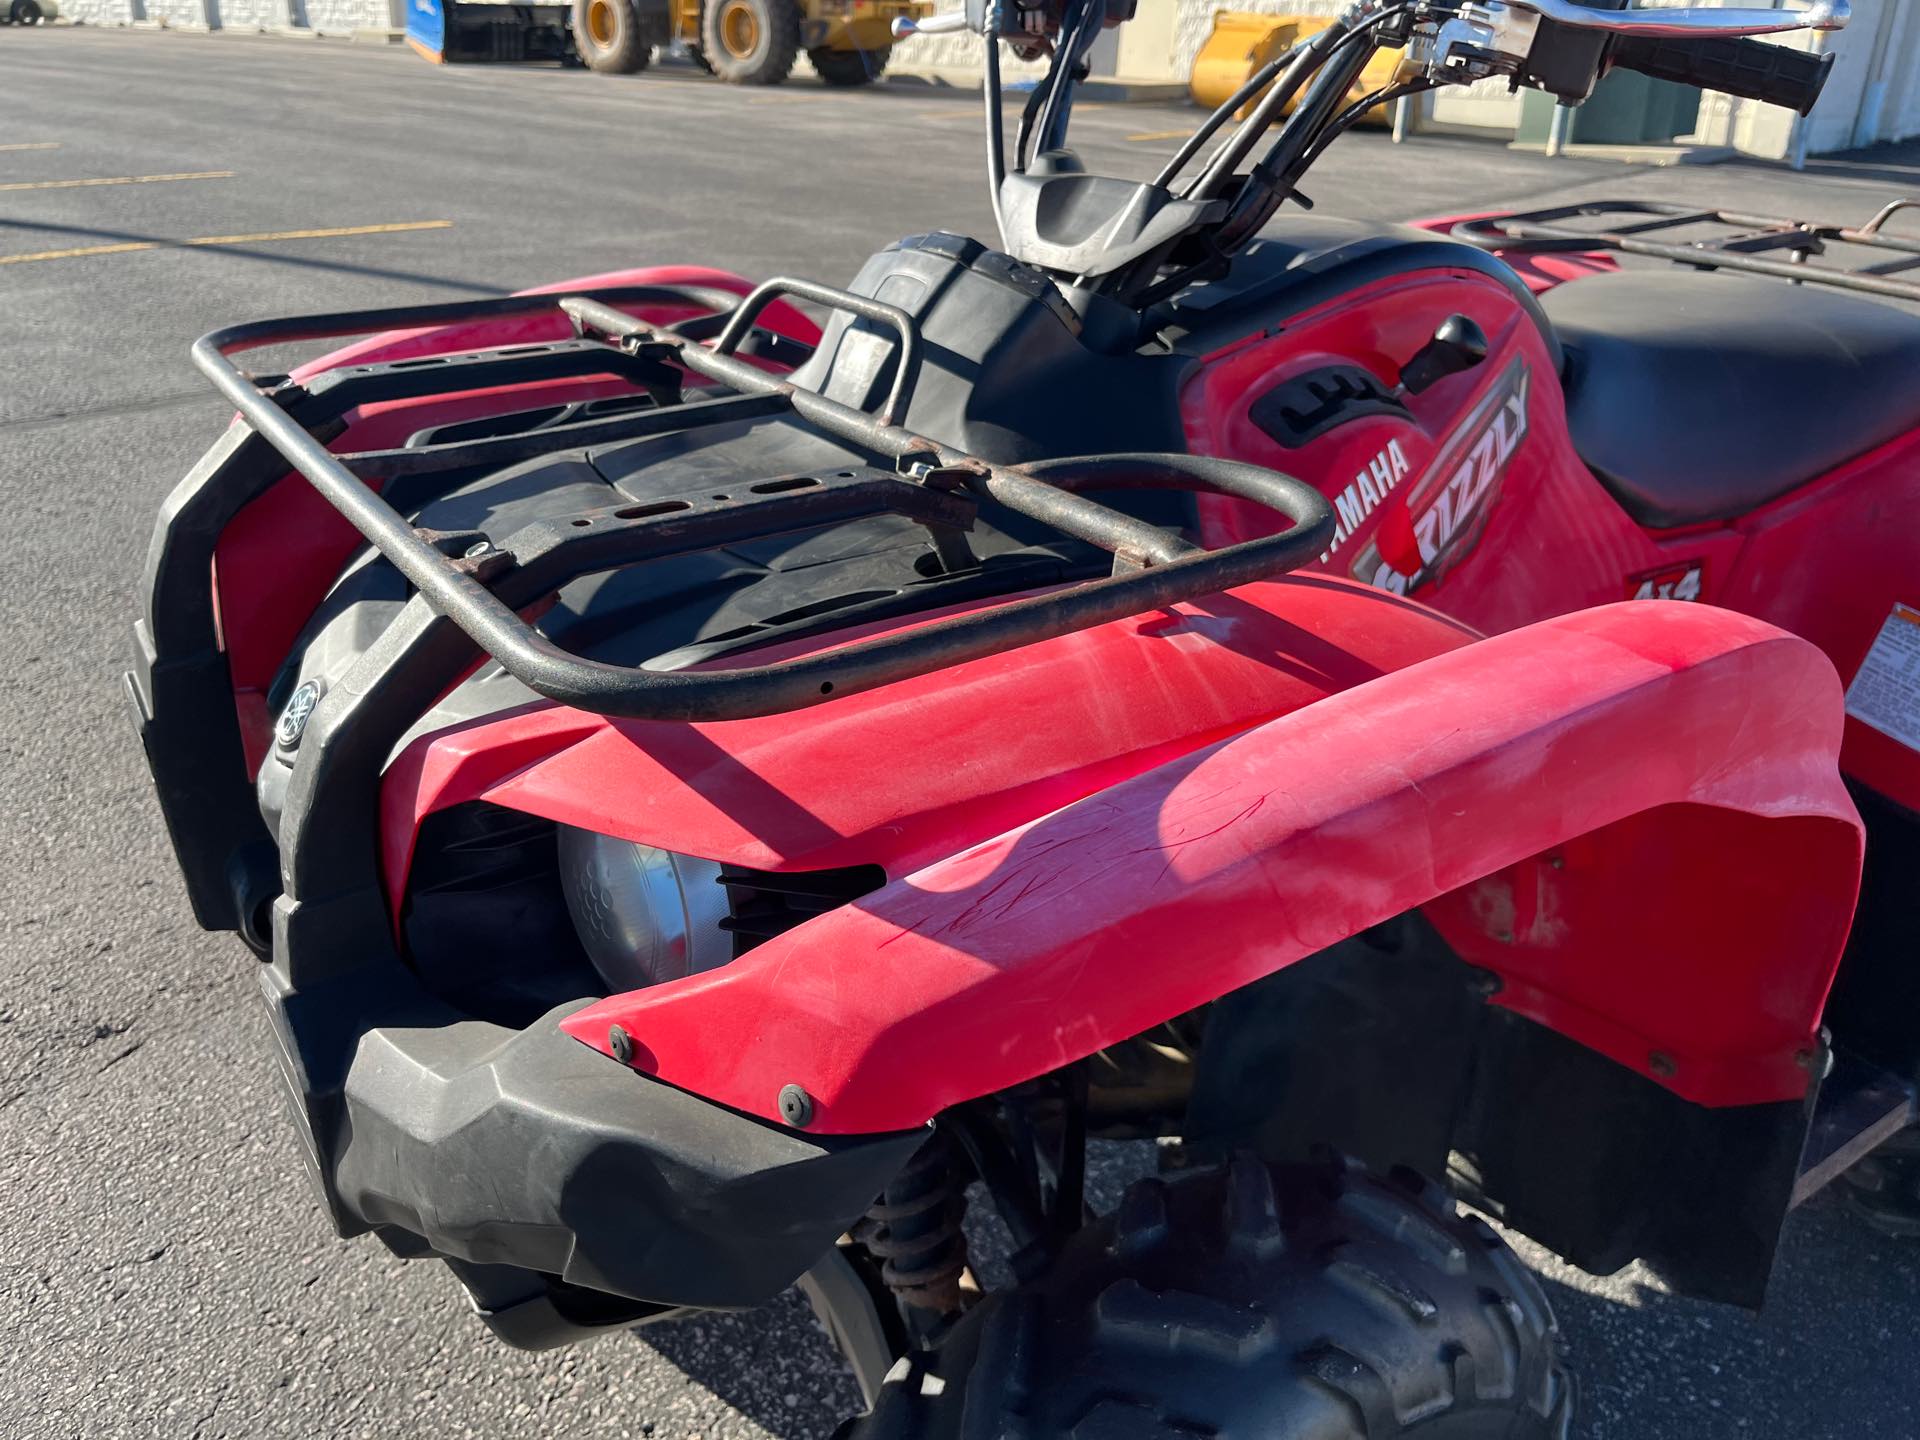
260, 954, 921, 1310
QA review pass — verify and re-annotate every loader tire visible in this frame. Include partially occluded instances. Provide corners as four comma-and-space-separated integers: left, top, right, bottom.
846, 1153, 1573, 1439
573, 0, 653, 73
809, 44, 888, 86
701, 0, 799, 84
12, 0, 47, 21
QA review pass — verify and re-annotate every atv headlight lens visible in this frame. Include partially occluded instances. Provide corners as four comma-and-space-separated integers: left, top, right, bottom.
557, 827, 734, 991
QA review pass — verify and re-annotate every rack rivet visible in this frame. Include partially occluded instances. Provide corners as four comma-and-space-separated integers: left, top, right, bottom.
608, 1025, 634, 1065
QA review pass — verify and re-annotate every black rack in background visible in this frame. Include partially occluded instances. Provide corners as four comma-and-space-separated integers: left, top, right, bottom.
1452, 199, 1920, 305
190, 277, 1332, 723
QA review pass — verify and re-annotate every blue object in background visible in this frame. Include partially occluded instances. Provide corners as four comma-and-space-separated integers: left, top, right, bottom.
405, 0, 448, 61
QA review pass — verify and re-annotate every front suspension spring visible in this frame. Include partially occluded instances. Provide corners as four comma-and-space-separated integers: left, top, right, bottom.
858, 1136, 969, 1319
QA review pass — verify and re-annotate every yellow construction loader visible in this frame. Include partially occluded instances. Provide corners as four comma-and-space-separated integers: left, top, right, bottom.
573, 0, 928, 83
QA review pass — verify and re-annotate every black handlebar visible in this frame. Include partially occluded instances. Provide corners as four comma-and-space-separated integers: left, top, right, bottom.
1610, 35, 1833, 117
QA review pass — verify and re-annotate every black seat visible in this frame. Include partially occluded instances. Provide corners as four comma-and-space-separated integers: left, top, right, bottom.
1542, 271, 1920, 528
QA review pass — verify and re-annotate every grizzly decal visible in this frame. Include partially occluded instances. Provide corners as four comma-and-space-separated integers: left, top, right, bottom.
1350, 359, 1531, 596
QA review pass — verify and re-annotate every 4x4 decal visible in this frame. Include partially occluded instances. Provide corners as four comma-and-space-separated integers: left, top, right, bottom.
1629, 562, 1705, 602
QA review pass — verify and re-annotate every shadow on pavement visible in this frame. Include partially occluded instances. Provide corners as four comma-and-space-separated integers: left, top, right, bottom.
1775, 137, 1920, 195
0, 216, 504, 296
1522, 1193, 1920, 1440
637, 1288, 863, 1440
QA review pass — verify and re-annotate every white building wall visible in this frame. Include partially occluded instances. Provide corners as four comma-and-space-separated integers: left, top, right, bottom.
1846, 0, 1920, 145
64, 0, 383, 24
216, 0, 286, 28
299, 0, 387, 29
1895, 26, 1920, 137
1794, 0, 1880, 153
144, 0, 215, 25
61, 0, 142, 22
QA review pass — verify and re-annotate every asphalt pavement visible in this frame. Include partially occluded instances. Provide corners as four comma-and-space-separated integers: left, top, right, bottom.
2, 25, 1918, 1439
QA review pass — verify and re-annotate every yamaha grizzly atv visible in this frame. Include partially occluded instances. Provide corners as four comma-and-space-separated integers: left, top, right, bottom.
1184, 39, 1920, 1236
133, 0, 1879, 1432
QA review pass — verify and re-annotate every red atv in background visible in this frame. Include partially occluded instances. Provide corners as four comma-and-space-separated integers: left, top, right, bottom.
132, 0, 1900, 1432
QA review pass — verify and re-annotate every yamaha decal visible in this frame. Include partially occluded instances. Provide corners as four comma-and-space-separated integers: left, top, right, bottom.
1350, 359, 1531, 596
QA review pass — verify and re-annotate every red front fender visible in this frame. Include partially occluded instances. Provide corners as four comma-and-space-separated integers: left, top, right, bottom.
561, 602, 1861, 1133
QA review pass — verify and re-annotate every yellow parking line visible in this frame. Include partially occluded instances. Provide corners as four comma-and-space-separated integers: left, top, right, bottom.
0, 141, 62, 154
0, 220, 454, 267
0, 169, 235, 193
1125, 128, 1191, 142
188, 221, 454, 246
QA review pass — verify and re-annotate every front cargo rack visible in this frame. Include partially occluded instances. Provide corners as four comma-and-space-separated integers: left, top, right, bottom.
192, 278, 1332, 723
1452, 199, 1920, 305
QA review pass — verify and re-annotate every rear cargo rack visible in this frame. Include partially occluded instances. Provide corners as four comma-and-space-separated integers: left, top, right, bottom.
192, 278, 1331, 722
1453, 199, 1920, 304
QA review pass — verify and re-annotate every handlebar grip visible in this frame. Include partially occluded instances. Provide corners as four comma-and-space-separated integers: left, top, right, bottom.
1610, 35, 1833, 116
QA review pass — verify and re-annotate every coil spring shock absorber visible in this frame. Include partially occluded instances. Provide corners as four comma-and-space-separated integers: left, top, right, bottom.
857, 1134, 969, 1336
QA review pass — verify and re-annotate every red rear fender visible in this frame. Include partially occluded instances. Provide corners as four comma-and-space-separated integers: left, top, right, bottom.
558, 601, 1861, 1133
1411, 212, 1621, 293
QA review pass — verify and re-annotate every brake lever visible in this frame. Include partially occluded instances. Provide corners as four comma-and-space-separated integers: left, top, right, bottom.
1505, 0, 1847, 35
892, 11, 970, 36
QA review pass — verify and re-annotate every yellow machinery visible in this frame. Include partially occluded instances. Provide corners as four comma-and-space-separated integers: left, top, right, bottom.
1190, 11, 1404, 122
574, 0, 928, 84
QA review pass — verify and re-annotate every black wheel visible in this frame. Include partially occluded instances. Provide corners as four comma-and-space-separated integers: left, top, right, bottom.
700, 0, 798, 84
1837, 1125, 1920, 1238
571, 0, 652, 73
809, 44, 888, 86
848, 1154, 1573, 1439
12, 0, 46, 22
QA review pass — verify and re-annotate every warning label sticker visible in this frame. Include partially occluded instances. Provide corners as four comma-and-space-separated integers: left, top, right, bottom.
1846, 603, 1920, 751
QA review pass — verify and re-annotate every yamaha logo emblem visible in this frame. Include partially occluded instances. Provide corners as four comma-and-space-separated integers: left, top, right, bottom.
276, 680, 323, 751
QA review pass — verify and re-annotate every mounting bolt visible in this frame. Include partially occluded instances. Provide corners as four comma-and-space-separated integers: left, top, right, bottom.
1648, 1052, 1678, 1079
464, 539, 496, 560
778, 1084, 815, 1129
1794, 1046, 1832, 1078
608, 1025, 634, 1065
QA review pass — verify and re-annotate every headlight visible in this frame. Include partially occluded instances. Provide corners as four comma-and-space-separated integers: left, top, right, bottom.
557, 826, 734, 991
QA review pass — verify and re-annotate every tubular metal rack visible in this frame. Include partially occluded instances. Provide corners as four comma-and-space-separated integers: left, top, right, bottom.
193, 278, 1332, 722
1452, 199, 1920, 304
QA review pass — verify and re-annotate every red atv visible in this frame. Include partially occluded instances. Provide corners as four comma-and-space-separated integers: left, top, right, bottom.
133, 0, 1895, 1432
